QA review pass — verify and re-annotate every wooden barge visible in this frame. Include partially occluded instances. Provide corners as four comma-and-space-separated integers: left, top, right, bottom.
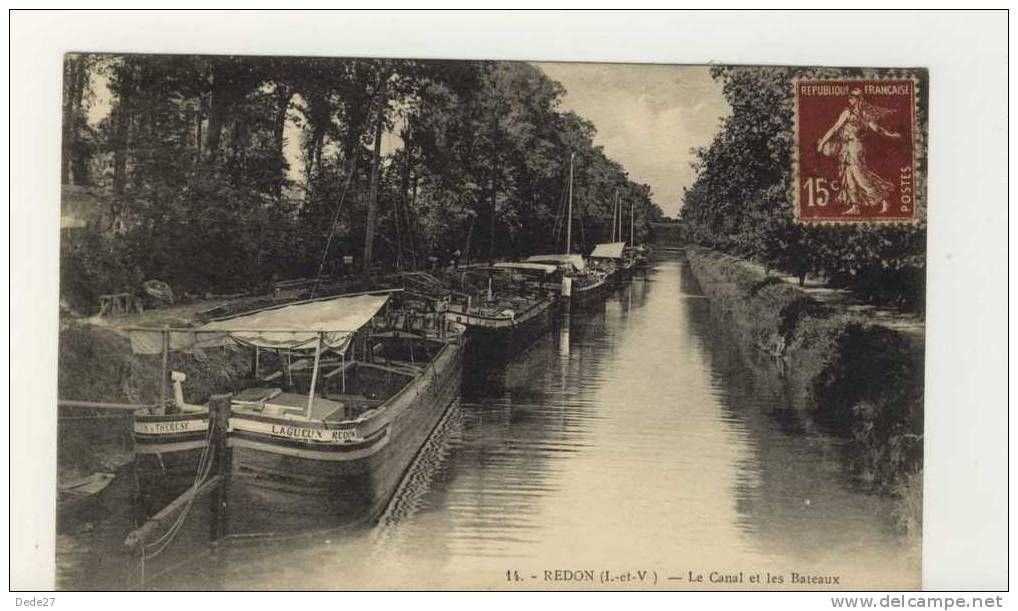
527, 254, 609, 311
127, 289, 464, 528
444, 262, 560, 367
228, 331, 463, 525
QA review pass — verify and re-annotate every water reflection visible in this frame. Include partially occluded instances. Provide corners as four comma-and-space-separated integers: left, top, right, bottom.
678, 264, 916, 587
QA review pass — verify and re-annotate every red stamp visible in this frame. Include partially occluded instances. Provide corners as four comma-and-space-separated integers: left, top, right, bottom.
794, 78, 918, 223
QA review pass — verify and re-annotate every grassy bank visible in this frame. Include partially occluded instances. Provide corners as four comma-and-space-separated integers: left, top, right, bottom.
685, 247, 924, 542
57, 325, 259, 481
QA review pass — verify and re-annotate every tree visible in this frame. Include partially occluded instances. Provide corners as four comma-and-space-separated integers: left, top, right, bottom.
683, 66, 927, 310
62, 54, 96, 185
60, 54, 665, 308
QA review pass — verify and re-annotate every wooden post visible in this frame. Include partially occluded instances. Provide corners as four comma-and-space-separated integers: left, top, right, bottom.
305, 332, 324, 419
209, 393, 232, 545
159, 328, 169, 411
286, 350, 293, 388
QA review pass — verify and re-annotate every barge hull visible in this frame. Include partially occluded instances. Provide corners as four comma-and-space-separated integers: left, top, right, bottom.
463, 298, 556, 366
226, 339, 465, 531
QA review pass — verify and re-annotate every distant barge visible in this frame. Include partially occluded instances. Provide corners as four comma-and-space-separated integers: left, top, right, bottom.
445, 263, 559, 365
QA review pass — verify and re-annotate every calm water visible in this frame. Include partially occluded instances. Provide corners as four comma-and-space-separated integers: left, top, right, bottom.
58, 257, 919, 590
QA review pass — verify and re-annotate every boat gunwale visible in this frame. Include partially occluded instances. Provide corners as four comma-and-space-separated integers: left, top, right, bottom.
228, 424, 388, 450
446, 295, 555, 327
574, 277, 607, 293
233, 335, 461, 432
135, 410, 209, 422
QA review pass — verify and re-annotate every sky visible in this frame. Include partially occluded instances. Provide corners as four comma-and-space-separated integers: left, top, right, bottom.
535, 63, 729, 218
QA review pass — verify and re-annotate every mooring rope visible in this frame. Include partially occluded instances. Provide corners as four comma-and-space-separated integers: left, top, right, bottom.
136, 415, 218, 585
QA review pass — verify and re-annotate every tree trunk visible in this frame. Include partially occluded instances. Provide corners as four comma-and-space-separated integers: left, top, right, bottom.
405, 172, 420, 269
194, 100, 203, 164
463, 217, 475, 266
111, 63, 134, 225
71, 144, 90, 186
69, 57, 89, 185
391, 152, 406, 270
272, 84, 293, 199
205, 62, 240, 157
205, 96, 227, 156
488, 171, 497, 262
303, 88, 330, 208
62, 56, 89, 185
61, 57, 76, 185
362, 81, 387, 275
402, 121, 419, 269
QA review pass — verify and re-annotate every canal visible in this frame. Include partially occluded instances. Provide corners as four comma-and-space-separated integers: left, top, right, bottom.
58, 256, 919, 590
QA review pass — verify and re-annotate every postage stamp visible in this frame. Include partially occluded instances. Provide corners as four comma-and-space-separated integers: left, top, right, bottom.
793, 78, 918, 223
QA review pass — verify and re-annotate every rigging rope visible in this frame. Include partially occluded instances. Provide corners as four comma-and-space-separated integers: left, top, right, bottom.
310, 154, 360, 300
552, 169, 569, 248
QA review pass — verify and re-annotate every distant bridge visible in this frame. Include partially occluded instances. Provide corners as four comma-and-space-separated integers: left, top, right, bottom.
648, 221, 687, 247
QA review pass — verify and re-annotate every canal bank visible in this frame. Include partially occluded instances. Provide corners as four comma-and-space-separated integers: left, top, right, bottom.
684, 247, 924, 542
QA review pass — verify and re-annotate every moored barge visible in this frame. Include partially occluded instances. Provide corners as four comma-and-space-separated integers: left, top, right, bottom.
527, 254, 608, 311
128, 289, 464, 528
444, 262, 559, 366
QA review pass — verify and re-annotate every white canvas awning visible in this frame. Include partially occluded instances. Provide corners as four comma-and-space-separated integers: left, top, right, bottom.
526, 254, 586, 272
129, 293, 390, 354
590, 242, 626, 259
492, 262, 557, 274
590, 242, 627, 258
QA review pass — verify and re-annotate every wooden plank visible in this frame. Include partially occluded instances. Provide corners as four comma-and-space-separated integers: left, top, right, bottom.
323, 360, 357, 379
260, 355, 344, 382
358, 361, 419, 376
58, 399, 155, 411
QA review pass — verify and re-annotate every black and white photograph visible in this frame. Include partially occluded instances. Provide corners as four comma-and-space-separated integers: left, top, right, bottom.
9, 9, 1009, 600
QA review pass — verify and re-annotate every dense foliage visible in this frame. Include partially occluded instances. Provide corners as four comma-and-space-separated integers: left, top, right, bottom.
682, 67, 927, 311
60, 54, 663, 311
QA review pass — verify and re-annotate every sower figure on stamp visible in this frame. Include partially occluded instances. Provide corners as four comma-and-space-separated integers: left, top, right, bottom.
816, 88, 903, 216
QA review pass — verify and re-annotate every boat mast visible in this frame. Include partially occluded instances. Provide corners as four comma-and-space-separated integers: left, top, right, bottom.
618, 193, 624, 242
620, 197, 625, 242
630, 198, 635, 245
618, 193, 623, 242
611, 189, 618, 242
566, 152, 574, 255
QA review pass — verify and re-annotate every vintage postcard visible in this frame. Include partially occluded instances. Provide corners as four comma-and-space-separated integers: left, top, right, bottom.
51, 54, 928, 592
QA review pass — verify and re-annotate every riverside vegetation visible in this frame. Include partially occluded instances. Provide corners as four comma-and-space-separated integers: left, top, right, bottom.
680, 66, 926, 547
686, 247, 923, 547
60, 55, 663, 313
